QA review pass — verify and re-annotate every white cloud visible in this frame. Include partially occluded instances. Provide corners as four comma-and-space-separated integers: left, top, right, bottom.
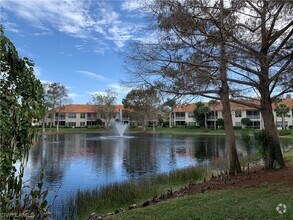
2, 22, 21, 33
68, 93, 80, 99
87, 91, 107, 96
34, 66, 42, 77
108, 83, 132, 94
77, 70, 107, 81
121, 0, 144, 12
40, 80, 53, 86
1, 0, 147, 52
1, 0, 92, 38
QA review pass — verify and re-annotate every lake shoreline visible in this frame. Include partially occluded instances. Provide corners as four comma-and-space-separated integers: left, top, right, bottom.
38, 127, 293, 138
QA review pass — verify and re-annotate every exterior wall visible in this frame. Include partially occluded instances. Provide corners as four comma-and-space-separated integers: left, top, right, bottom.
273, 109, 293, 129
170, 100, 293, 129
49, 112, 122, 127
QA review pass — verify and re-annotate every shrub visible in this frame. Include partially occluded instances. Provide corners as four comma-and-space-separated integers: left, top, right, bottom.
241, 118, 251, 127
217, 118, 224, 128
278, 130, 292, 136
253, 130, 267, 160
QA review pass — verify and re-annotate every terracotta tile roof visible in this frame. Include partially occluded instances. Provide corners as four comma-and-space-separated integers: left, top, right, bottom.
173, 104, 196, 112
273, 98, 293, 108
54, 104, 125, 113
173, 98, 293, 112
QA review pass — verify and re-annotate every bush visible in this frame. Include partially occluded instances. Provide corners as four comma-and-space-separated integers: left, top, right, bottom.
241, 118, 251, 127
253, 130, 267, 160
278, 130, 292, 136
87, 125, 103, 129
163, 121, 169, 127
217, 118, 224, 128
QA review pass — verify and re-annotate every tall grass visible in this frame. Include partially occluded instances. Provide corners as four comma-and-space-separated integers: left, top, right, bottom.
62, 166, 204, 219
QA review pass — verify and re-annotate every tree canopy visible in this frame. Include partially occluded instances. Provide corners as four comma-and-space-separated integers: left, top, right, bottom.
123, 0, 292, 170
91, 89, 117, 129
123, 86, 161, 131
0, 26, 48, 217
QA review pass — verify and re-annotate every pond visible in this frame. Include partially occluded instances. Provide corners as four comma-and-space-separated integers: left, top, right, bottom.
22, 132, 293, 215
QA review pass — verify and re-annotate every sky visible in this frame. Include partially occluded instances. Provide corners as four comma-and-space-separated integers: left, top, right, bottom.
1, 0, 150, 104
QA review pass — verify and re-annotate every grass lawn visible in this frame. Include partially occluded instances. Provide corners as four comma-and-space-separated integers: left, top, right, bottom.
110, 186, 292, 220
39, 126, 293, 138
104, 151, 293, 220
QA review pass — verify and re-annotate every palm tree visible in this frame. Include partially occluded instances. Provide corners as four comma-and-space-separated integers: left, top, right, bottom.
198, 105, 211, 129
274, 104, 290, 130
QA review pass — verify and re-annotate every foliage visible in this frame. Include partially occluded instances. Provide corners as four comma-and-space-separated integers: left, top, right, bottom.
241, 118, 251, 128
63, 166, 204, 219
217, 118, 225, 129
193, 102, 210, 128
96, 118, 103, 126
45, 82, 71, 132
278, 130, 292, 136
284, 151, 293, 162
124, 0, 292, 170
253, 130, 268, 160
123, 86, 161, 131
91, 89, 117, 129
0, 26, 50, 218
275, 104, 290, 130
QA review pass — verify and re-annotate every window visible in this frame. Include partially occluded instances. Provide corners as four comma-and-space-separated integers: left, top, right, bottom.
176, 121, 186, 126
235, 110, 242, 117
246, 110, 260, 119
248, 121, 260, 128
80, 122, 86, 127
276, 121, 288, 128
87, 121, 96, 126
80, 113, 86, 118
68, 122, 76, 127
235, 122, 241, 127
69, 113, 76, 118
188, 112, 194, 118
175, 112, 185, 118
87, 113, 96, 118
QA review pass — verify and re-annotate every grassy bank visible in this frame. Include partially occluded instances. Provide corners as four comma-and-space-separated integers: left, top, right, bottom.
39, 126, 293, 138
109, 151, 293, 220
110, 186, 292, 220
62, 166, 205, 219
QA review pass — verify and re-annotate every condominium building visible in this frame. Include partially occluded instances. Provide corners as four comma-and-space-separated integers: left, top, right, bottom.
170, 98, 293, 129
46, 104, 126, 127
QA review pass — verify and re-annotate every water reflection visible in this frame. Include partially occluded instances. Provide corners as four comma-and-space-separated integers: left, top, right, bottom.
22, 133, 292, 211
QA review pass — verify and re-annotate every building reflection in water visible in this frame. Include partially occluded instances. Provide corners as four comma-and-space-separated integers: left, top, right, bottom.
22, 133, 293, 211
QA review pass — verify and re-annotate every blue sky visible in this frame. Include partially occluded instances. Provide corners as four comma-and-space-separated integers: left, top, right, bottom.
1, 0, 150, 104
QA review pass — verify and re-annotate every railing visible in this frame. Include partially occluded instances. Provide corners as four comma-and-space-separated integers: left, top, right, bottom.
175, 117, 185, 120
246, 115, 260, 119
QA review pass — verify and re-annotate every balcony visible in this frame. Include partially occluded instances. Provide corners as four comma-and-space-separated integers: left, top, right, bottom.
246, 115, 260, 119
208, 116, 218, 120
175, 117, 185, 120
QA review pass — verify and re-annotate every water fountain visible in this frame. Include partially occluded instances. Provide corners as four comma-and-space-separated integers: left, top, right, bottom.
115, 109, 128, 137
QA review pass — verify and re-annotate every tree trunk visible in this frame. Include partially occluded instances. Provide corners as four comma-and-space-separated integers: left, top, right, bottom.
257, 0, 285, 169
56, 113, 59, 133
42, 117, 45, 133
260, 98, 285, 168
220, 92, 242, 175
213, 109, 217, 130
282, 115, 285, 130
219, 0, 241, 175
